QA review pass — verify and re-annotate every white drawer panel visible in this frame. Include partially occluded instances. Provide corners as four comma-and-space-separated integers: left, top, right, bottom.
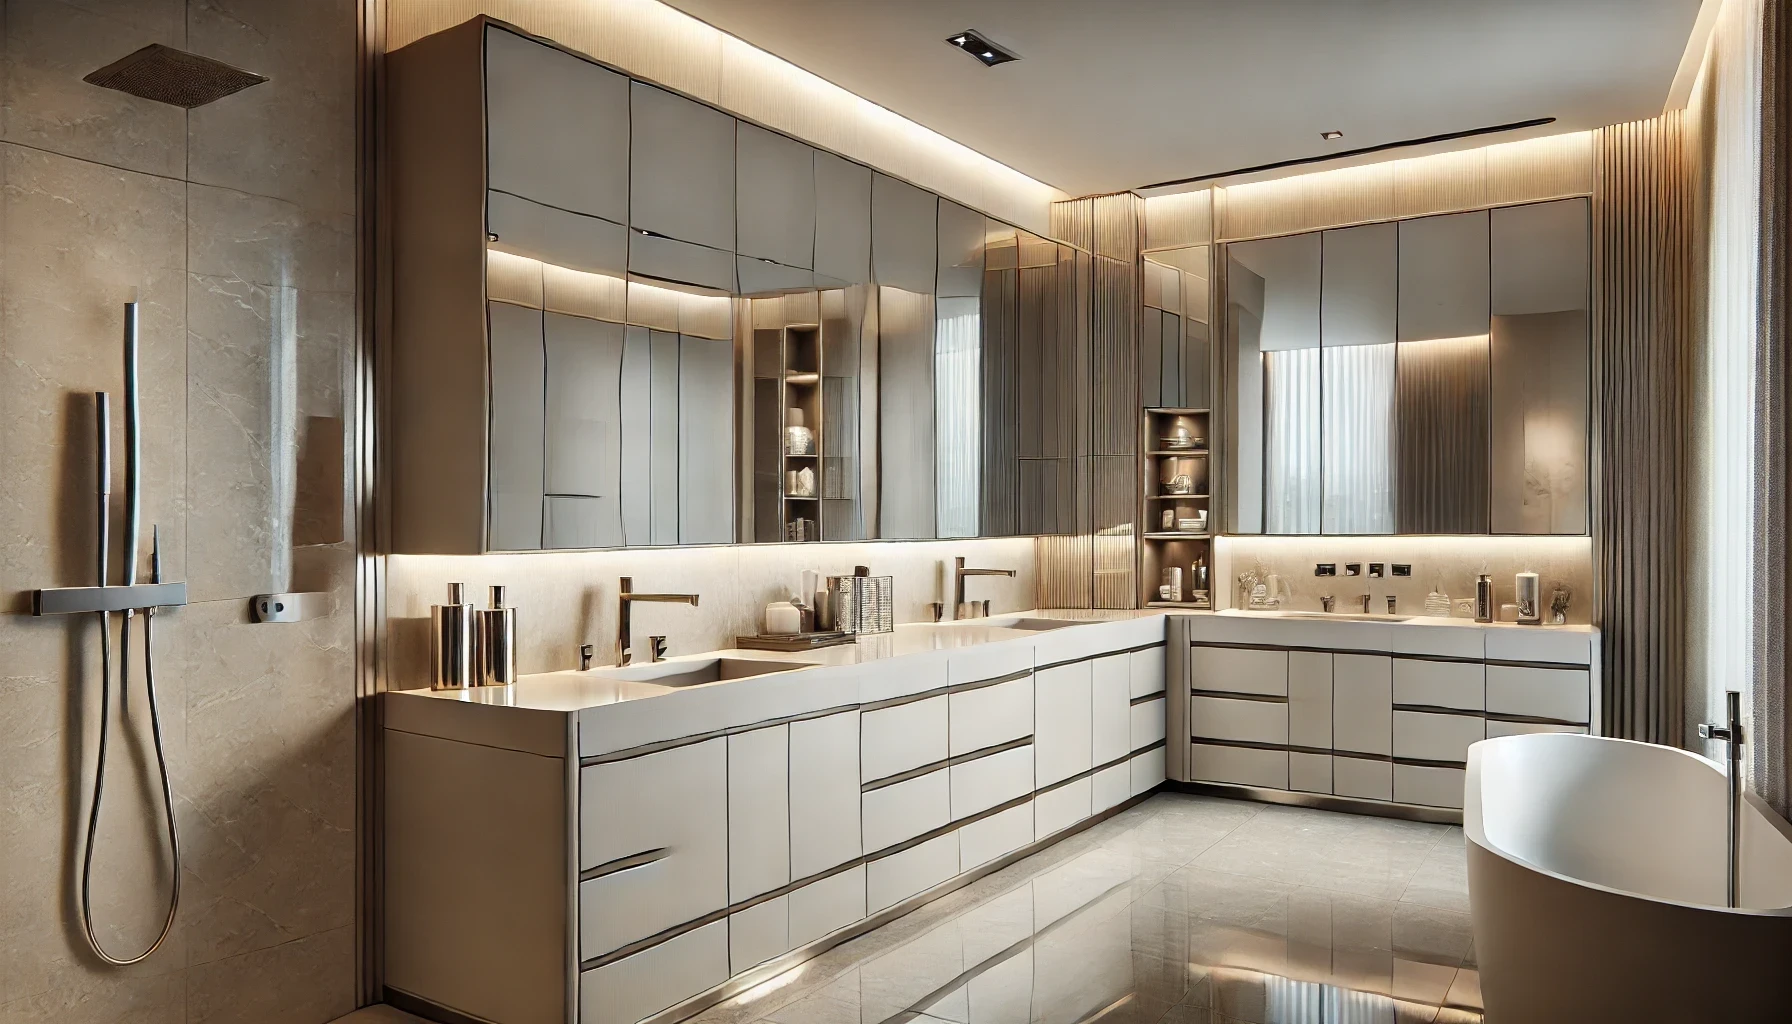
1485, 719, 1587, 739
729, 896, 788, 974
1189, 743, 1287, 789
949, 675, 1034, 756
1092, 655, 1132, 765
858, 651, 949, 703
1035, 660, 1093, 788
728, 726, 790, 902
1129, 645, 1166, 698
948, 642, 1033, 690
1485, 665, 1590, 724
1190, 695, 1287, 745
862, 768, 950, 853
1393, 658, 1485, 711
1333, 654, 1393, 756
866, 831, 958, 912
1289, 752, 1331, 794
1093, 763, 1131, 812
1287, 651, 1333, 749
1035, 778, 1091, 839
1394, 764, 1466, 809
950, 745, 1034, 820
1129, 747, 1166, 796
789, 710, 862, 878
787, 865, 866, 947
1190, 645, 1288, 696
1130, 697, 1167, 751
1392, 710, 1484, 764
959, 802, 1033, 870
862, 694, 947, 782
1485, 628, 1592, 666
579, 918, 728, 1024
1332, 756, 1392, 801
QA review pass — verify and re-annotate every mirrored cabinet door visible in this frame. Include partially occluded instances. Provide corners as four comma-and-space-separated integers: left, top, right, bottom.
629, 82, 736, 251
1227, 232, 1321, 535
542, 314, 625, 549
1320, 223, 1396, 535
935, 201, 986, 539
488, 301, 547, 550
737, 123, 816, 271
813, 151, 872, 287
485, 27, 628, 223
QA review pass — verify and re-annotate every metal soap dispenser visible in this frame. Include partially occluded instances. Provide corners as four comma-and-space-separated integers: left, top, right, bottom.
478, 585, 519, 686
430, 582, 476, 689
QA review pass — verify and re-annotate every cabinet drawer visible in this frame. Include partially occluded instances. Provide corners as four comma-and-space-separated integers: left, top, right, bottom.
578, 739, 726, 958
1190, 743, 1287, 789
1485, 665, 1590, 724
1392, 710, 1484, 764
729, 896, 788, 974
1191, 646, 1288, 696
1129, 645, 1166, 698
866, 831, 958, 912
950, 745, 1033, 821
1288, 651, 1333, 749
1130, 697, 1167, 752
959, 802, 1033, 870
1035, 660, 1094, 788
728, 726, 789, 903
790, 711, 862, 878
579, 918, 728, 1024
949, 675, 1033, 756
1290, 752, 1331, 794
1394, 764, 1466, 809
1333, 755, 1392, 801
1093, 655, 1132, 765
1190, 695, 1287, 745
788, 865, 866, 947
862, 768, 950, 854
1485, 719, 1587, 739
1035, 778, 1091, 839
862, 694, 947, 782
1130, 747, 1166, 796
1333, 654, 1393, 756
1393, 658, 1484, 711
1094, 763, 1131, 812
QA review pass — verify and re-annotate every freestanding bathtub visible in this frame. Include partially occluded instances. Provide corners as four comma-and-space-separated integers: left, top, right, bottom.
1465, 733, 1792, 1022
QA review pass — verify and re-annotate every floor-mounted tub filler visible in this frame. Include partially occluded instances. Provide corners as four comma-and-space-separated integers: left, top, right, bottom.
1466, 731, 1792, 1022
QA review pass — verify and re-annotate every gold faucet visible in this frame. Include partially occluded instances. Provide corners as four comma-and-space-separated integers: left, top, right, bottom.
617, 577, 699, 666
953, 556, 1015, 620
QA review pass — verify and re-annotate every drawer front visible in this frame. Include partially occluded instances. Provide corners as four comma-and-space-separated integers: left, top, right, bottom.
959, 801, 1033, 870
1287, 651, 1333, 749
578, 739, 727, 958
789, 710, 862, 878
1092, 655, 1132, 765
1035, 778, 1091, 839
866, 831, 958, 912
1289, 752, 1331, 794
949, 675, 1034, 756
1485, 665, 1590, 724
1394, 763, 1466, 809
1392, 710, 1484, 765
1129, 645, 1166, 699
862, 768, 950, 854
1130, 697, 1167, 751
1189, 743, 1287, 789
787, 864, 866, 947
1333, 654, 1393, 756
1332, 755, 1392, 801
1485, 719, 1588, 739
1485, 628, 1591, 666
1129, 747, 1166, 796
1191, 645, 1288, 696
862, 694, 948, 782
579, 918, 728, 1024
729, 895, 789, 974
1035, 660, 1094, 788
1190, 695, 1287, 746
1393, 658, 1485, 711
950, 745, 1034, 821
1093, 763, 1131, 812
727, 725, 790, 903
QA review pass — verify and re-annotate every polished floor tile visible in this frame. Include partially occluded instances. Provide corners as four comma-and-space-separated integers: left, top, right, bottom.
696, 794, 1483, 1024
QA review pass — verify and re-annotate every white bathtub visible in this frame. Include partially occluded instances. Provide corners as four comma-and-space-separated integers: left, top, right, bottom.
1465, 733, 1792, 1022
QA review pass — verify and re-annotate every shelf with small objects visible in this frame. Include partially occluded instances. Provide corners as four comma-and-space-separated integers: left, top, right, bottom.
1141, 407, 1213, 609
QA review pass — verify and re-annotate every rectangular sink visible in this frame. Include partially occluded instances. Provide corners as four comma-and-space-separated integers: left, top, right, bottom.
1276, 611, 1412, 623
601, 657, 809, 688
956, 615, 1080, 631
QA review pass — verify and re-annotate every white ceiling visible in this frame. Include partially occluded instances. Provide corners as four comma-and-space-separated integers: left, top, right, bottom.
662, 0, 1706, 197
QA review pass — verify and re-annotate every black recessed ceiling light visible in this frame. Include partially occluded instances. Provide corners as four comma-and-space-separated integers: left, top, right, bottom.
1321, 130, 1344, 140
947, 30, 1019, 67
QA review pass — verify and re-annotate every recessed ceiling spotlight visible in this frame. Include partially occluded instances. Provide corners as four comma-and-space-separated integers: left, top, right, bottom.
946, 30, 1019, 67
1321, 130, 1344, 140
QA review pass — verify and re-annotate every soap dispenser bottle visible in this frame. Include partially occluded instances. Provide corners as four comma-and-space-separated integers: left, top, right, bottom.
478, 585, 518, 686
1474, 574, 1495, 623
430, 582, 475, 689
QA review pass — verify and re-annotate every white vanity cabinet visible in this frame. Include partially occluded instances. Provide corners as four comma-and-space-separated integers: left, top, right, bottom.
1175, 615, 1600, 817
1035, 660, 1095, 787
789, 711, 862, 878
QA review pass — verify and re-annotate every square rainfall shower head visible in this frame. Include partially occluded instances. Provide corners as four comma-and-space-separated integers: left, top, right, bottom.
84, 44, 267, 109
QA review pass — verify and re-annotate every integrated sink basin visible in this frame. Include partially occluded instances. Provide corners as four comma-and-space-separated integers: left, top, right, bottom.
600, 657, 809, 687
953, 615, 1081, 631
1273, 611, 1413, 623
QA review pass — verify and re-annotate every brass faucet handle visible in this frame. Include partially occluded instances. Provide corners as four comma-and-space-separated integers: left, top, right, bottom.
650, 636, 668, 663
580, 644, 595, 671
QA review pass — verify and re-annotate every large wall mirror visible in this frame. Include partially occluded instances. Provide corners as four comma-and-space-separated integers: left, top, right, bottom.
1222, 198, 1589, 536
473, 25, 1080, 551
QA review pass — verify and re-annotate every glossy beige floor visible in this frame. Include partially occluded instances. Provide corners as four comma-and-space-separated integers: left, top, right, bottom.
692, 793, 1484, 1024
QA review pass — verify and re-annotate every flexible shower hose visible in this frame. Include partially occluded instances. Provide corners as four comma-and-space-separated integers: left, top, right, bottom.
79, 592, 179, 964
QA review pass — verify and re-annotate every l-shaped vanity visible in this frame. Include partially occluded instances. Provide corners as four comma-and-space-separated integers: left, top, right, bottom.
382, 609, 1598, 1024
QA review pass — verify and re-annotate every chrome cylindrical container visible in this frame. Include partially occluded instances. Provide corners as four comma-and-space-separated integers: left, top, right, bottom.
1515, 572, 1542, 626
478, 584, 519, 686
430, 582, 475, 690
1474, 574, 1495, 623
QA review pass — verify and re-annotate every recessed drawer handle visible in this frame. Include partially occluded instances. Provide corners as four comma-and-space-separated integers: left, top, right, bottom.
580, 847, 670, 882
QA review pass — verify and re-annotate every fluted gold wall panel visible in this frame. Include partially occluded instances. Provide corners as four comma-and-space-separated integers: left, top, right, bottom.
1218, 131, 1594, 240
385, 1, 1065, 233
1143, 189, 1214, 251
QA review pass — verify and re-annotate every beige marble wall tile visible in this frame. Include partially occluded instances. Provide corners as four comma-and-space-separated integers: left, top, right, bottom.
1, 0, 188, 179
178, 598, 354, 967
184, 924, 355, 1024
186, 0, 356, 214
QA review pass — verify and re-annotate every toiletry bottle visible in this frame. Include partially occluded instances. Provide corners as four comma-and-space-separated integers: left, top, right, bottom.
430, 583, 476, 690
477, 585, 518, 686
1515, 572, 1541, 625
1474, 574, 1494, 623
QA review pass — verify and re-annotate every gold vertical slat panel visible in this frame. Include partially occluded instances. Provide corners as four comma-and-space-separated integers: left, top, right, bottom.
1091, 256, 1139, 456
1092, 192, 1143, 262
1143, 189, 1214, 251
1090, 455, 1137, 609
1592, 113, 1692, 745
1485, 131, 1596, 207
1034, 534, 1093, 609
1391, 147, 1488, 219
1051, 197, 1095, 252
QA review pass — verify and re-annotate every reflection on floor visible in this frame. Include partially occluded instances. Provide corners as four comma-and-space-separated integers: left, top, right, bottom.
692, 793, 1484, 1024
